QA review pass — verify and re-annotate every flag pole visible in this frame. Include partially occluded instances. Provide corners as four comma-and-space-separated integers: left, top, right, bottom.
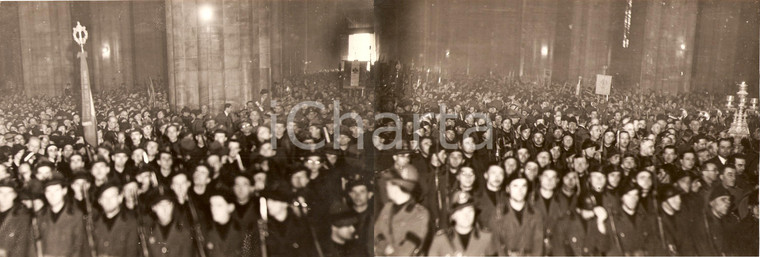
73, 22, 98, 147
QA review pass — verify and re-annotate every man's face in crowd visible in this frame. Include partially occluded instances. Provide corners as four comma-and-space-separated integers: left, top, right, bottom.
640, 140, 655, 156
14, 135, 24, 145
702, 163, 719, 183
721, 167, 736, 188
171, 173, 191, 201
710, 195, 731, 217
589, 171, 606, 192
35, 166, 52, 180
663, 148, 677, 164
718, 140, 732, 158
681, 152, 696, 170
193, 166, 211, 187
107, 117, 118, 130
44, 184, 67, 207
697, 150, 710, 163
590, 125, 602, 141
690, 120, 700, 133
290, 170, 310, 189
146, 142, 159, 157
461, 137, 476, 154
98, 187, 122, 214
305, 156, 323, 172
113, 153, 129, 167
621, 189, 640, 211
448, 151, 464, 168
210, 196, 233, 224
508, 178, 528, 201
540, 169, 559, 191
159, 153, 173, 170
735, 158, 746, 174
166, 126, 179, 140
91, 162, 110, 181
573, 157, 588, 173
130, 131, 142, 145
392, 153, 410, 167
348, 184, 372, 208
233, 176, 252, 202
516, 148, 529, 163
214, 132, 228, 145
484, 165, 505, 190
0, 187, 16, 210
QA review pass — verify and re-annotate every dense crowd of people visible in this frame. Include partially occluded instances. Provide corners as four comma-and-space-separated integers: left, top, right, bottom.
373, 66, 759, 256
0, 73, 377, 257
0, 64, 757, 257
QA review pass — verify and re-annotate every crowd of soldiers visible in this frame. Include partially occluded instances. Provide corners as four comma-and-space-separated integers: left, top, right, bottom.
0, 73, 376, 257
372, 67, 759, 256
0, 66, 757, 257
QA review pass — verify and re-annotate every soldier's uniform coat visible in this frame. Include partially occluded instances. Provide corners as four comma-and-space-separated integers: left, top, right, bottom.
493, 203, 545, 256
374, 201, 430, 256
265, 211, 317, 257
92, 211, 140, 257
690, 209, 729, 256
427, 226, 496, 256
606, 207, 656, 256
38, 203, 87, 257
529, 192, 567, 255
551, 213, 610, 256
144, 219, 195, 257
203, 218, 254, 257
0, 205, 33, 257
473, 188, 507, 231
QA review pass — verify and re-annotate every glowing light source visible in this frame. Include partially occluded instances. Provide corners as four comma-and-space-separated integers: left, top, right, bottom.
541, 45, 549, 56
680, 43, 686, 50
101, 44, 110, 58
347, 33, 376, 62
199, 5, 213, 22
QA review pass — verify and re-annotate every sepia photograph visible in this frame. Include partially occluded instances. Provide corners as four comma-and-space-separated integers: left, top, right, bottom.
0, 0, 757, 256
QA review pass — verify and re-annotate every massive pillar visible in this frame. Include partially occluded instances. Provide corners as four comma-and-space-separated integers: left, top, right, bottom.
132, 1, 168, 88
89, 1, 135, 92
638, 0, 698, 94
0, 2, 23, 92
519, 0, 557, 82
18, 2, 75, 97
165, 0, 281, 111
566, 0, 617, 83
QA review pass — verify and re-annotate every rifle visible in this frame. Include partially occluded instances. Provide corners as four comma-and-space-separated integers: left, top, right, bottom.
132, 191, 151, 257
294, 197, 324, 257
30, 206, 43, 257
608, 210, 625, 255
652, 181, 672, 255
258, 197, 269, 257
186, 195, 208, 257
81, 184, 98, 257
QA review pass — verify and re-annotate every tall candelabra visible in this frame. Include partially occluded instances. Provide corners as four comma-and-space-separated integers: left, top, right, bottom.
725, 81, 758, 139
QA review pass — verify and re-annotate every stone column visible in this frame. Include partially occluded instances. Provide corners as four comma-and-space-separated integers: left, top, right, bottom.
18, 1, 75, 96
89, 1, 135, 92
639, 0, 698, 94
165, 0, 270, 111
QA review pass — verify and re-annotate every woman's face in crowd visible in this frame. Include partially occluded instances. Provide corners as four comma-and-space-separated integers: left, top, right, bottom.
603, 131, 615, 145
457, 167, 476, 188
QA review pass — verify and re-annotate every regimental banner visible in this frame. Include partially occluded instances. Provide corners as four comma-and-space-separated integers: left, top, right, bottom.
74, 22, 98, 146
350, 60, 360, 88
595, 74, 612, 96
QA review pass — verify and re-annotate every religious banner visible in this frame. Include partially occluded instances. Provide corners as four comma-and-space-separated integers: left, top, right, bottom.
350, 60, 360, 88
74, 22, 97, 146
595, 74, 612, 95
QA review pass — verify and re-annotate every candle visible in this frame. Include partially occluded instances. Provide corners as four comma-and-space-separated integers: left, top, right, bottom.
727, 95, 735, 103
